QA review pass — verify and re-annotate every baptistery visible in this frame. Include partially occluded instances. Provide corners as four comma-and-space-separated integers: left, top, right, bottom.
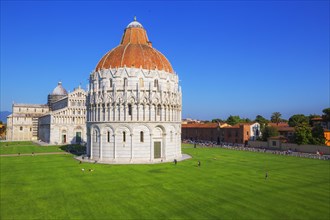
86, 18, 182, 163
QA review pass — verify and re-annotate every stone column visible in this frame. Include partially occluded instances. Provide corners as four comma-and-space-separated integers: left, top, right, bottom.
90, 131, 93, 159
113, 134, 116, 160
130, 134, 134, 161
162, 133, 166, 160
150, 134, 153, 162
137, 104, 139, 121
108, 104, 111, 122
124, 103, 127, 121
99, 132, 102, 160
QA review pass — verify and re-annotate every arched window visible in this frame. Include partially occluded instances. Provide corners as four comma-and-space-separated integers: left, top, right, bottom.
139, 78, 144, 88
140, 131, 144, 142
124, 78, 128, 89
107, 131, 110, 142
157, 105, 161, 116
94, 130, 98, 142
128, 104, 132, 116
123, 131, 126, 142
154, 79, 158, 88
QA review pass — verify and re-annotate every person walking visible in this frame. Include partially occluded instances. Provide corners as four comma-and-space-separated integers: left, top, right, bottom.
174, 159, 177, 165
265, 171, 268, 180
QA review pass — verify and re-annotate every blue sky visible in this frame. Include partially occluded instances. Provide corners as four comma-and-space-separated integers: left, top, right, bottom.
1, 1, 329, 120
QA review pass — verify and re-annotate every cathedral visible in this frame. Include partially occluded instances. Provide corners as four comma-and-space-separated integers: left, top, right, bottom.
86, 18, 182, 163
6, 82, 87, 144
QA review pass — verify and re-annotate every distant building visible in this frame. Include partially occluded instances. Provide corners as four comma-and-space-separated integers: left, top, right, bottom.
268, 123, 295, 140
182, 118, 201, 124
39, 84, 87, 144
311, 117, 330, 146
6, 82, 86, 144
181, 122, 261, 144
6, 104, 49, 141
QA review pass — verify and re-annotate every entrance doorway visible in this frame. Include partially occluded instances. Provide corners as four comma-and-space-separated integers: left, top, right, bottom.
154, 141, 161, 159
62, 134, 67, 144
76, 132, 81, 144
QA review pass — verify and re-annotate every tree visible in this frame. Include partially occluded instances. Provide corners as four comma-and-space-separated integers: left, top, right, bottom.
294, 125, 313, 145
288, 114, 309, 127
271, 112, 282, 125
255, 115, 268, 129
261, 126, 279, 141
311, 124, 326, 145
226, 115, 241, 125
242, 118, 251, 123
211, 118, 224, 123
322, 108, 330, 121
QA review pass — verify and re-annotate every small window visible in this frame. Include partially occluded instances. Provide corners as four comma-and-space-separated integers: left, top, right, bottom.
170, 131, 173, 142
140, 131, 144, 142
30, 128, 32, 131
157, 105, 161, 116
272, 141, 277, 146
20, 126, 23, 131
128, 104, 132, 116
109, 79, 113, 88
124, 78, 128, 88
154, 79, 158, 88
107, 131, 110, 142
34, 109, 36, 112
123, 131, 126, 142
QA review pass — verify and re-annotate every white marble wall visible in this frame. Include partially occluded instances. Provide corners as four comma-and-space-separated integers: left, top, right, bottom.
87, 67, 182, 163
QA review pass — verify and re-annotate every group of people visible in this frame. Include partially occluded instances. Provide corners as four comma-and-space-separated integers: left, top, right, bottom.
184, 139, 329, 160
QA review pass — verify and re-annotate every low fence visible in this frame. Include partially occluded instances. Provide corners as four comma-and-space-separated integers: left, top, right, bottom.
248, 141, 330, 154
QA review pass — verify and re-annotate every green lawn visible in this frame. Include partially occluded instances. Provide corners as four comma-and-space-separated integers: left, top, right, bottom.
0, 141, 64, 155
1, 143, 329, 220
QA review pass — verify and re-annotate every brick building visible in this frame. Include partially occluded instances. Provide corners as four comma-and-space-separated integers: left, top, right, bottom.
182, 122, 261, 144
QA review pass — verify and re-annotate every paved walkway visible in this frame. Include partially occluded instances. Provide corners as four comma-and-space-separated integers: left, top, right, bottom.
0, 152, 70, 157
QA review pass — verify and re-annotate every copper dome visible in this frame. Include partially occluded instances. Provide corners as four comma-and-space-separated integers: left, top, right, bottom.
95, 19, 174, 74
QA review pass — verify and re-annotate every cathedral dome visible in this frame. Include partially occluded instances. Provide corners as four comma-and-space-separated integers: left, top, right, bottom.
95, 18, 174, 73
51, 82, 68, 95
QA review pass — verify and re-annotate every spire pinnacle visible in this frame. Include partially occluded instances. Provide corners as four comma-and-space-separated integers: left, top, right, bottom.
134, 16, 137, 21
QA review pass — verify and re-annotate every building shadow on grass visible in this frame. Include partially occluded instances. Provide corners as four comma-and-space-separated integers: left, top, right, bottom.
60, 144, 86, 156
